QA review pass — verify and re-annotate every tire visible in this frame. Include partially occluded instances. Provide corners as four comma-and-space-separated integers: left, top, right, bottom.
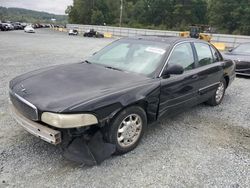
106, 106, 147, 154
206, 79, 226, 106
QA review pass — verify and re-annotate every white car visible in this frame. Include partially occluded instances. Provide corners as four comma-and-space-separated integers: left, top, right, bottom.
24, 25, 35, 33
68, 29, 78, 35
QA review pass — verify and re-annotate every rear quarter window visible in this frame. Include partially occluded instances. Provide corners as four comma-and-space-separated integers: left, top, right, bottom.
210, 46, 222, 62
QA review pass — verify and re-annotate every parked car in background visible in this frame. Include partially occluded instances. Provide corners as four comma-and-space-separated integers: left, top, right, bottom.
68, 29, 78, 36
24, 25, 35, 33
223, 43, 250, 76
13, 22, 24, 30
0, 23, 8, 31
9, 36, 235, 165
12, 23, 19, 30
83, 29, 104, 38
21, 22, 28, 28
6, 23, 14, 30
0, 21, 52, 31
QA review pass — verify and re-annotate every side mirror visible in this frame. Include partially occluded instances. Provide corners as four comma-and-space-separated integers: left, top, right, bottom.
163, 64, 184, 76
228, 48, 233, 52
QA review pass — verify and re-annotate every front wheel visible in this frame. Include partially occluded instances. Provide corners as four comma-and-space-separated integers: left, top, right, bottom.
106, 106, 147, 154
206, 79, 226, 106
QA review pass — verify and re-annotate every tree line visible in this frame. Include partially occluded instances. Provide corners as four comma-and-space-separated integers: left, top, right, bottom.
66, 0, 250, 35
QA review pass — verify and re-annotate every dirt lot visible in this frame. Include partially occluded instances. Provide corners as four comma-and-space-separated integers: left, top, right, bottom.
0, 29, 249, 188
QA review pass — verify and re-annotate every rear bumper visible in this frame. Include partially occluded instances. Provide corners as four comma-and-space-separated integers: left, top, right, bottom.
10, 103, 62, 145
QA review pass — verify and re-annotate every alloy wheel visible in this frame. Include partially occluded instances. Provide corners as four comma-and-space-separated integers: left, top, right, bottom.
215, 82, 225, 103
117, 114, 142, 148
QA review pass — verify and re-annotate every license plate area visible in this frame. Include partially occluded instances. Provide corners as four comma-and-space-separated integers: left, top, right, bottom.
10, 103, 61, 145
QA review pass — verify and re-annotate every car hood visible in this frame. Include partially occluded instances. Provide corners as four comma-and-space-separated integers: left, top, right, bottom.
10, 63, 151, 112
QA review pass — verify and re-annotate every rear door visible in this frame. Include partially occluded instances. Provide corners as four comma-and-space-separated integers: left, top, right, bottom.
193, 42, 224, 100
158, 42, 201, 117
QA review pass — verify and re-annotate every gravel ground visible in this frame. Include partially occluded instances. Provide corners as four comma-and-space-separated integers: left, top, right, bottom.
0, 29, 249, 188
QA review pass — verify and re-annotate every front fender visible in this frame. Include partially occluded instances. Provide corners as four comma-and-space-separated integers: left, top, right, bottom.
67, 80, 161, 125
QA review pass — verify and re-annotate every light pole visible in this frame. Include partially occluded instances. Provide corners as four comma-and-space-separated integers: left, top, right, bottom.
119, 0, 123, 27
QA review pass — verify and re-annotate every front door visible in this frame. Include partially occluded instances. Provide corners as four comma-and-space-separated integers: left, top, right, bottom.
158, 42, 200, 118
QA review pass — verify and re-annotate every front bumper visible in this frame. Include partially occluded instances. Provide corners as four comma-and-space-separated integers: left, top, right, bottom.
10, 103, 116, 165
235, 61, 250, 76
10, 103, 62, 145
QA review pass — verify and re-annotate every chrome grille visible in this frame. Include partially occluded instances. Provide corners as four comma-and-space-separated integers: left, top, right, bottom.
9, 91, 38, 121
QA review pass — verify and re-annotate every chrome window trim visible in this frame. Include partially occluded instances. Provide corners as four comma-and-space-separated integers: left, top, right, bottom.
14, 93, 38, 121
159, 41, 192, 77
159, 40, 210, 77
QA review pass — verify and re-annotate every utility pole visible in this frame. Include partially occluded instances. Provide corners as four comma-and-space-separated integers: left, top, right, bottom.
119, 0, 123, 27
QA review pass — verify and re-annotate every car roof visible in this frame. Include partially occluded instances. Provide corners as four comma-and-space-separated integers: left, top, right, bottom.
124, 35, 206, 45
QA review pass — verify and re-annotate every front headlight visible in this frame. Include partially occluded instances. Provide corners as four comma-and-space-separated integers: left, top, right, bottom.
41, 112, 98, 128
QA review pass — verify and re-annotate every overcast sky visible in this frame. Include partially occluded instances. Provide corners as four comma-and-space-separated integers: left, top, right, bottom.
0, 0, 73, 14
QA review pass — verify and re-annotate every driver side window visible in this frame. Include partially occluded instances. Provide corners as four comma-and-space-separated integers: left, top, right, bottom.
168, 43, 195, 71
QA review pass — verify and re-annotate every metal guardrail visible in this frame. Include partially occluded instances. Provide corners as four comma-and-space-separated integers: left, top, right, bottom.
67, 24, 250, 48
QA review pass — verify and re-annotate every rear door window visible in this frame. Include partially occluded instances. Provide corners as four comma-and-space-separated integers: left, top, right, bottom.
194, 43, 213, 67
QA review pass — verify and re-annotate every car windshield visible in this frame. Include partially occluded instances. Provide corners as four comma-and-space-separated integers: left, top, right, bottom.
87, 39, 169, 76
233, 43, 250, 54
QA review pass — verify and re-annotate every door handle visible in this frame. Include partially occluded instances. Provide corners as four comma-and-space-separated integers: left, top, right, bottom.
191, 74, 198, 79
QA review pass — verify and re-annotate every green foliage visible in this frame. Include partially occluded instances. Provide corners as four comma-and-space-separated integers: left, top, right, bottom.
0, 7, 67, 24
67, 0, 210, 28
3, 0, 245, 35
208, 0, 250, 35
1, 1, 250, 35
91, 10, 104, 24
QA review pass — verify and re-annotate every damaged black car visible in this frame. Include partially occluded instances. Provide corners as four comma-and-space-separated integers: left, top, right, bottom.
9, 36, 235, 165
83, 29, 104, 38
223, 42, 250, 76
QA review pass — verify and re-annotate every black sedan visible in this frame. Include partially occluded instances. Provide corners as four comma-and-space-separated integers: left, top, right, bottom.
83, 29, 104, 38
9, 36, 235, 165
223, 43, 250, 76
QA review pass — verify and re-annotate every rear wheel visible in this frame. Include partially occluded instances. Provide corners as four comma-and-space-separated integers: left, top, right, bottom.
206, 79, 226, 106
106, 106, 147, 154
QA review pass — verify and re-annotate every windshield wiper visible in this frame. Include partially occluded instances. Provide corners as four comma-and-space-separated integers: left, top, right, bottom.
84, 60, 92, 64
105, 66, 123, 72
83, 62, 123, 72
